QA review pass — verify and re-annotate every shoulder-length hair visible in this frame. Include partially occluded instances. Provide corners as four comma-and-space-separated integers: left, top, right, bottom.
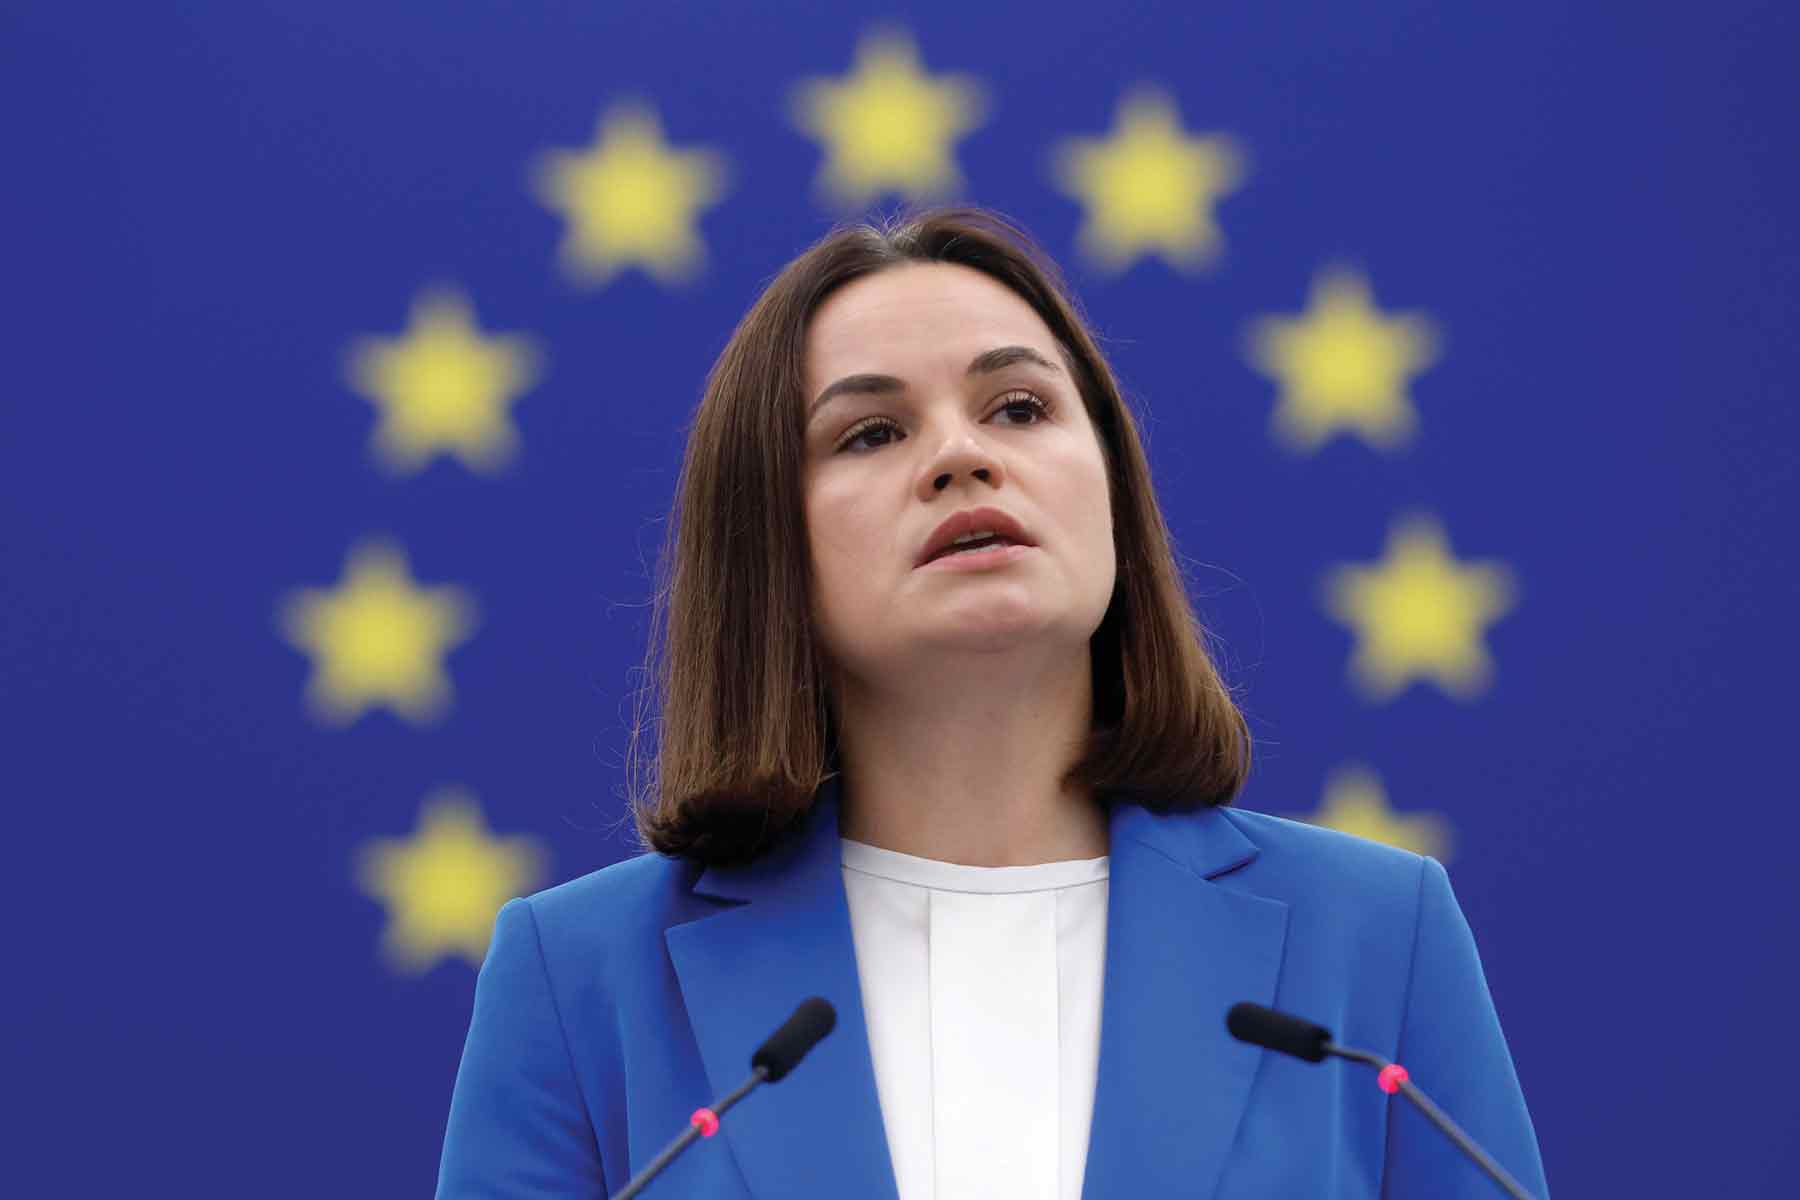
628, 206, 1249, 864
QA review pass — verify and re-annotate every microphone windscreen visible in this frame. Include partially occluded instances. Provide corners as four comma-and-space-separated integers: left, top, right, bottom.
751, 997, 837, 1082
1226, 1002, 1333, 1063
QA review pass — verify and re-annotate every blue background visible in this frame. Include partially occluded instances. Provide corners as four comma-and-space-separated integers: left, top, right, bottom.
4, 2, 1796, 1194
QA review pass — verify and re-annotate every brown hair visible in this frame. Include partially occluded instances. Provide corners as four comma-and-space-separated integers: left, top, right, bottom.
628, 206, 1249, 864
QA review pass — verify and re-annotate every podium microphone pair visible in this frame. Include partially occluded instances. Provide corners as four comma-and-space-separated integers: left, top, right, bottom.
613, 996, 1539, 1200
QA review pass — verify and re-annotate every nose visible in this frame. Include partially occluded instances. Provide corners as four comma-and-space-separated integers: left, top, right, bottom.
919, 428, 1005, 498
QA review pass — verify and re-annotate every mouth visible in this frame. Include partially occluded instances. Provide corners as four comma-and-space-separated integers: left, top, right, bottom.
916, 505, 1036, 567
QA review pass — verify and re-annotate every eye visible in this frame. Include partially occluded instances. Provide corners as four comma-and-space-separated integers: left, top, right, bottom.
836, 416, 903, 453
994, 390, 1052, 424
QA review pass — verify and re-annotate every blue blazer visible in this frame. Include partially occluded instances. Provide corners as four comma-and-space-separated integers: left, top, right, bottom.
436, 779, 1548, 1198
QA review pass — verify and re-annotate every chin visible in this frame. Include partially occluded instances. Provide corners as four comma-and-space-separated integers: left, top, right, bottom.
915, 604, 1079, 655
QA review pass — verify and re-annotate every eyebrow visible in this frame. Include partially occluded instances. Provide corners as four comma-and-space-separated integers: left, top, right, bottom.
806, 344, 1064, 424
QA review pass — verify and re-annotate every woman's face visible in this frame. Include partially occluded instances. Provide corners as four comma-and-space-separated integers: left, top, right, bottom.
801, 262, 1117, 686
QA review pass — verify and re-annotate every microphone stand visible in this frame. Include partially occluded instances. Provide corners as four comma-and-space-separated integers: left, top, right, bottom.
612, 1066, 770, 1200
1325, 1042, 1536, 1200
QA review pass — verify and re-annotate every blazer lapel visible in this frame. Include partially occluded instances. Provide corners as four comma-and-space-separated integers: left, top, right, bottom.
1080, 801, 1290, 1200
664, 777, 901, 1200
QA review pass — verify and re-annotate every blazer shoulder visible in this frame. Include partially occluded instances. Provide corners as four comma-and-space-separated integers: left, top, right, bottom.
1215, 803, 1428, 902
515, 846, 706, 957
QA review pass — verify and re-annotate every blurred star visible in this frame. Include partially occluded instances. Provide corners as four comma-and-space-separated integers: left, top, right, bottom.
1324, 516, 1516, 701
357, 789, 547, 973
789, 27, 988, 209
532, 100, 728, 286
1303, 765, 1453, 860
1246, 267, 1441, 452
344, 288, 541, 475
1051, 86, 1245, 273
277, 539, 477, 726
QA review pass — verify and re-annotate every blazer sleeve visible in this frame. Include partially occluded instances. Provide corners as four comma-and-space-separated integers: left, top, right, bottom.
436, 897, 607, 1198
1381, 856, 1550, 1199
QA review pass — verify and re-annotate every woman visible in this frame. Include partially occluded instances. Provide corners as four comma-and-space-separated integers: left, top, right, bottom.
435, 208, 1548, 1199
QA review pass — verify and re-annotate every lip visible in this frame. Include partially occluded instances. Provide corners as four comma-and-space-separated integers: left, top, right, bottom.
915, 505, 1037, 568
918, 541, 1036, 572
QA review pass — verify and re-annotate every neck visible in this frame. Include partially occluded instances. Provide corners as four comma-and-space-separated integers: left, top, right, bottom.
829, 647, 1108, 867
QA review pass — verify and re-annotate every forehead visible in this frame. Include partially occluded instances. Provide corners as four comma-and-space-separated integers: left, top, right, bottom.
804, 262, 1057, 383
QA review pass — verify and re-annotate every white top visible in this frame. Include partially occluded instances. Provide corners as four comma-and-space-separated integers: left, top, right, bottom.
840, 837, 1110, 1200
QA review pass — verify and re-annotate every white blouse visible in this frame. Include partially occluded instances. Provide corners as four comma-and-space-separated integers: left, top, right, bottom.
840, 836, 1110, 1200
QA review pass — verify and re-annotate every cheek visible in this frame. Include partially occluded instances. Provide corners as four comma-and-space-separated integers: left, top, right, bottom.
806, 481, 884, 606
1063, 446, 1116, 557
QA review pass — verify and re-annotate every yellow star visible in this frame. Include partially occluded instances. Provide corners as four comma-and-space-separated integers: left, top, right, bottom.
344, 288, 542, 475
1302, 765, 1453, 860
276, 539, 477, 726
531, 100, 728, 286
356, 789, 548, 973
1246, 268, 1441, 452
1324, 516, 1516, 701
789, 28, 988, 209
1050, 86, 1246, 273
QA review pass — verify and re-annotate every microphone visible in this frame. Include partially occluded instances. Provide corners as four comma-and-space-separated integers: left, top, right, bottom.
1226, 1000, 1331, 1062
752, 996, 837, 1081
1226, 1002, 1539, 1200
611, 998, 837, 1200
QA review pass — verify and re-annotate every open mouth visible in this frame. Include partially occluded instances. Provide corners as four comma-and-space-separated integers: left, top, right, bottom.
916, 506, 1036, 567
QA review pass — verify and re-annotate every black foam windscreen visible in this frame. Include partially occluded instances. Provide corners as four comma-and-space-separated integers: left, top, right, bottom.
750, 997, 837, 1082
1226, 1002, 1333, 1063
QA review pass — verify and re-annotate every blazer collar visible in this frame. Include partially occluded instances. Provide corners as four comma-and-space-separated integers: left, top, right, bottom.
664, 777, 1289, 1200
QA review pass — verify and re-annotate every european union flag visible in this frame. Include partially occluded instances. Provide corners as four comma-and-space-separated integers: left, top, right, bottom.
4, 3, 1795, 1195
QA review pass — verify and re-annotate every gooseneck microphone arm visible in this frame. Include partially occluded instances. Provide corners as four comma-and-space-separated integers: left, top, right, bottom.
611, 1066, 770, 1200
1227, 1002, 1538, 1200
611, 997, 837, 1200
1321, 1041, 1535, 1200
